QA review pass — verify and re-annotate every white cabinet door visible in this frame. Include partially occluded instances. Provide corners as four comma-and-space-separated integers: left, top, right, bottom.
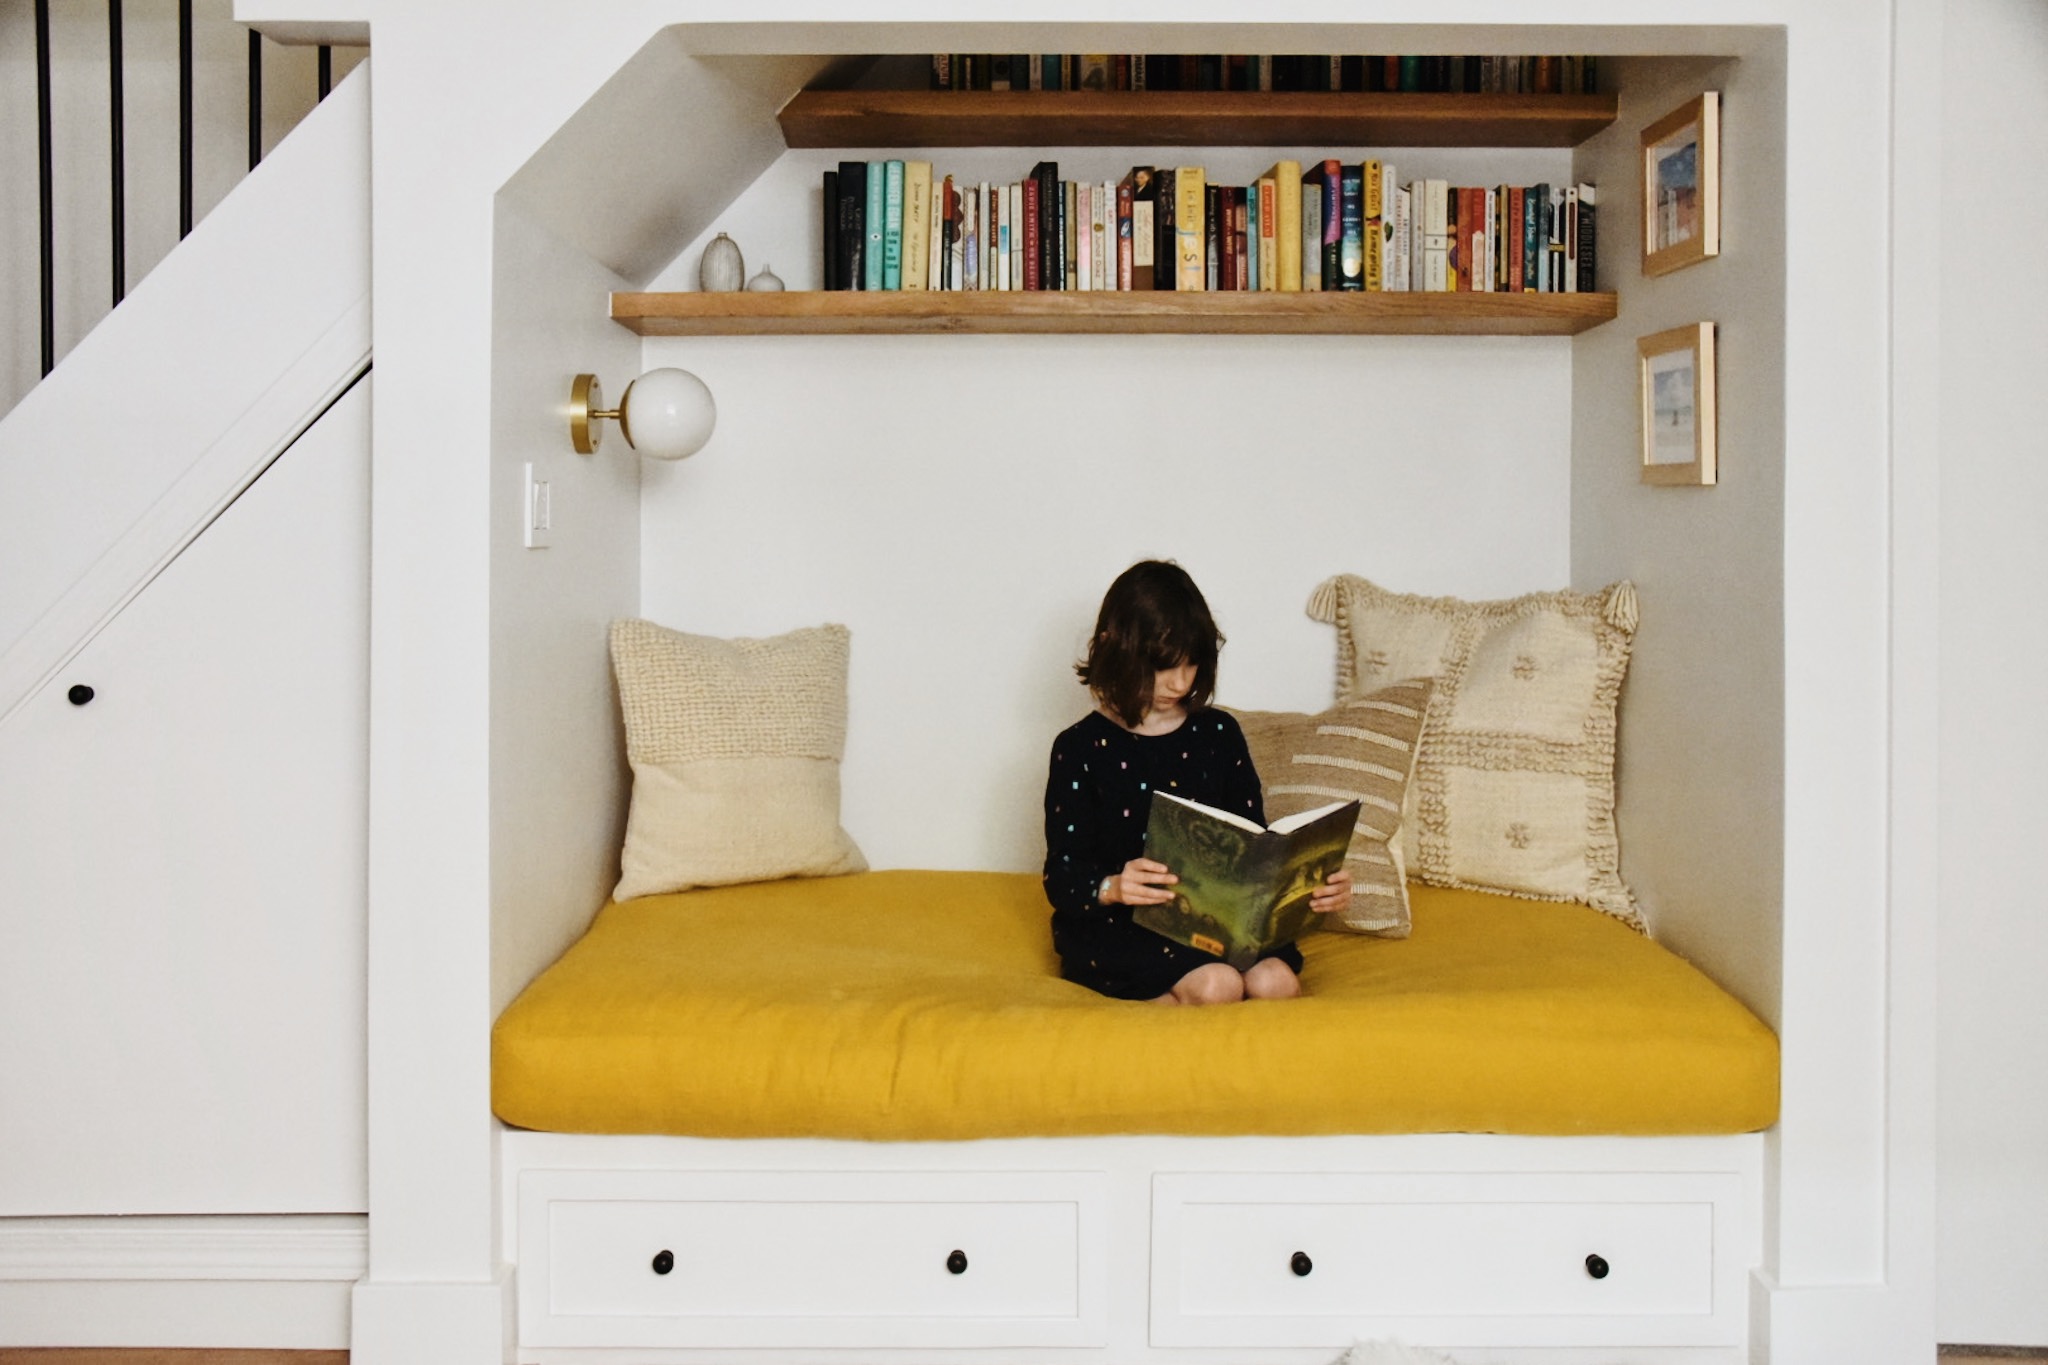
519, 1169, 1109, 1348
0, 379, 369, 1216
1151, 1170, 1745, 1350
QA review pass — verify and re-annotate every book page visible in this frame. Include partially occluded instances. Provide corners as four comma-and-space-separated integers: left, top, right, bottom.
1152, 789, 1264, 835
1267, 798, 1353, 835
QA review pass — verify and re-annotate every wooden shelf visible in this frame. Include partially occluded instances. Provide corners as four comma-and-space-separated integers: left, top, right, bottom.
611, 291, 1618, 337
777, 89, 1617, 149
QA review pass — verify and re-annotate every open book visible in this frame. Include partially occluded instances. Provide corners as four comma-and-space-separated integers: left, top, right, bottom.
1132, 792, 1360, 970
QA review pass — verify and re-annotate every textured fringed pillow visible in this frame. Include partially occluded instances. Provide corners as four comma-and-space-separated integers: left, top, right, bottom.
609, 619, 866, 901
1307, 575, 1643, 930
1236, 678, 1434, 939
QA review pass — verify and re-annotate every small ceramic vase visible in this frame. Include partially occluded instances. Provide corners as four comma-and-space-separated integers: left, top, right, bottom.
744, 264, 785, 292
699, 233, 745, 292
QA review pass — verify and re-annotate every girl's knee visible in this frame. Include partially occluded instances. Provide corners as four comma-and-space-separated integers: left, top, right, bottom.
1170, 962, 1246, 1006
1244, 958, 1301, 1000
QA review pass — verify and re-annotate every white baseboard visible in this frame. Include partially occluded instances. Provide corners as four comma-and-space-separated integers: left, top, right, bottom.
0, 1214, 365, 1348
1750, 1271, 1936, 1365
352, 1269, 514, 1365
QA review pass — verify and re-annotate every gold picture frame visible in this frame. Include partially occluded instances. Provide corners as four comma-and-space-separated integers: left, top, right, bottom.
1640, 92, 1720, 277
1639, 322, 1717, 486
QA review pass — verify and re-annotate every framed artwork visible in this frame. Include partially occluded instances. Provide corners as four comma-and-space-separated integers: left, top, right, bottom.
1638, 322, 1717, 486
1640, 92, 1720, 277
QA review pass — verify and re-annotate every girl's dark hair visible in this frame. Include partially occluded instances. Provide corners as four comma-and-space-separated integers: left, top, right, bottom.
1076, 560, 1224, 728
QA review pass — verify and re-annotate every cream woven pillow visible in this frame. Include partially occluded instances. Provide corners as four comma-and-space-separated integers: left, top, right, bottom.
609, 619, 866, 901
1237, 677, 1435, 939
1308, 575, 1643, 929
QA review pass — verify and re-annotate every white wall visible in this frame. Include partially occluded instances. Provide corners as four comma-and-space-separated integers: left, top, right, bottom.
642, 144, 1574, 875
1569, 49, 1786, 1026
0, 0, 365, 416
1936, 0, 2048, 1345
488, 200, 643, 1016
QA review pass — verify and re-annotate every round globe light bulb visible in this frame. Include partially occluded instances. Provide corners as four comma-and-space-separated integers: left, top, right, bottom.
619, 367, 715, 461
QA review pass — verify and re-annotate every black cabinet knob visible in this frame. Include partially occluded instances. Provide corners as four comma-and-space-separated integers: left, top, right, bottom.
651, 1249, 674, 1275
1585, 1253, 1609, 1280
1290, 1251, 1313, 1276
67, 684, 94, 706
946, 1249, 968, 1275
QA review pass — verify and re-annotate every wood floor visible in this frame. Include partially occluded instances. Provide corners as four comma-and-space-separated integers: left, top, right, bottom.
0, 1348, 2040, 1363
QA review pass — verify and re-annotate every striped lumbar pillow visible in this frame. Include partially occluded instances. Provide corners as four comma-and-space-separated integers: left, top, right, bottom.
1236, 677, 1434, 938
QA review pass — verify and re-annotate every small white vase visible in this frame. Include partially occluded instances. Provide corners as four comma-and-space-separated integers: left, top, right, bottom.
745, 264, 785, 292
699, 233, 745, 292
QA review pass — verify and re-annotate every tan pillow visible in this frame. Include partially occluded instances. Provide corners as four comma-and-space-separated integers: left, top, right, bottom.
609, 619, 866, 900
1236, 678, 1434, 939
1307, 575, 1643, 929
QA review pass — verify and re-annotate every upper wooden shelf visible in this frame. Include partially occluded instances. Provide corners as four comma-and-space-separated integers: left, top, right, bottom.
777, 90, 1618, 150
611, 291, 1617, 338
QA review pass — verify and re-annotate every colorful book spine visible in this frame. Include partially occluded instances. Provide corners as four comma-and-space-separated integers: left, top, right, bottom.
1153, 169, 1175, 290
1388, 184, 1411, 292
1097, 180, 1112, 290
1063, 179, 1077, 289
837, 161, 866, 290
1422, 179, 1449, 292
1022, 177, 1042, 289
1075, 182, 1092, 290
1315, 160, 1342, 289
1362, 160, 1383, 292
1256, 177, 1277, 290
995, 182, 1010, 291
1265, 160, 1301, 292
1030, 161, 1058, 290
864, 162, 886, 291
1531, 182, 1550, 292
1175, 166, 1206, 290
882, 160, 905, 290
821, 169, 839, 290
1575, 183, 1597, 293
1300, 182, 1322, 291
901, 162, 931, 292
1338, 164, 1364, 290
1117, 173, 1136, 290
1203, 183, 1221, 290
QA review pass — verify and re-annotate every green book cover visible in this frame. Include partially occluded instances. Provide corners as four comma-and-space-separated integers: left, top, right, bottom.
1133, 793, 1359, 970
883, 160, 905, 290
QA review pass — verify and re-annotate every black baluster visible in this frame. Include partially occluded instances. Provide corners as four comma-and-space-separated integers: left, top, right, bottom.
317, 45, 332, 100
110, 0, 127, 304
247, 28, 262, 169
178, 0, 193, 238
36, 0, 55, 376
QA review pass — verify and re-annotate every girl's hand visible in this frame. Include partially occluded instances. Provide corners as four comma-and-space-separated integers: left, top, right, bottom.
1309, 868, 1354, 914
1107, 858, 1178, 906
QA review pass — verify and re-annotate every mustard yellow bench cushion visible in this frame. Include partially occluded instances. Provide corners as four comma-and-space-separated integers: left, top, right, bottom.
491, 870, 1778, 1139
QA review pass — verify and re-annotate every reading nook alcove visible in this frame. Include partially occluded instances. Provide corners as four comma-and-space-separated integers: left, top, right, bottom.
465, 17, 1886, 1365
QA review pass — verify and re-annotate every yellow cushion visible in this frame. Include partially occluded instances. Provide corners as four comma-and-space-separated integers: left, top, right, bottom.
491, 870, 1778, 1140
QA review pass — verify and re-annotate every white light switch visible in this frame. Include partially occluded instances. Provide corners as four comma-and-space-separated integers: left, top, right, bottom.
523, 462, 552, 549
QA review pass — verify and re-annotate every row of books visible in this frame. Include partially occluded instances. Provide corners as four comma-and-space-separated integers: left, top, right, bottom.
930, 53, 1601, 96
820, 160, 1598, 296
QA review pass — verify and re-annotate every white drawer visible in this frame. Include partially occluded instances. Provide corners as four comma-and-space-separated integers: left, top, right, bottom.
518, 1169, 1107, 1348
1150, 1171, 1745, 1349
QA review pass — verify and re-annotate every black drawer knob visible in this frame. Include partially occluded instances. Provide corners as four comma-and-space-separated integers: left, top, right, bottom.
946, 1249, 968, 1275
651, 1249, 674, 1275
1585, 1253, 1609, 1280
1290, 1251, 1313, 1276
67, 684, 94, 706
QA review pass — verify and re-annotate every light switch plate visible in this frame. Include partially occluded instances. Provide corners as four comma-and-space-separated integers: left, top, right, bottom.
523, 462, 551, 549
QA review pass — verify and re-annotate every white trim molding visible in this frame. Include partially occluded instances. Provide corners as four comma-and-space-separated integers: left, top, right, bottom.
0, 1213, 368, 1282
0, 1214, 364, 1349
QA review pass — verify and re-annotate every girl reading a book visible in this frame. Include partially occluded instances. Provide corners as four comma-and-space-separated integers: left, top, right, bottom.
1043, 560, 1352, 1005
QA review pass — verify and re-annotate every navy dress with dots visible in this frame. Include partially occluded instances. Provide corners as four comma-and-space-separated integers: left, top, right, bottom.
1042, 707, 1305, 1000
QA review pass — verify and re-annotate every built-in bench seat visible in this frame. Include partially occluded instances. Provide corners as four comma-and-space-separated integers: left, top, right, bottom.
491, 869, 1777, 1140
